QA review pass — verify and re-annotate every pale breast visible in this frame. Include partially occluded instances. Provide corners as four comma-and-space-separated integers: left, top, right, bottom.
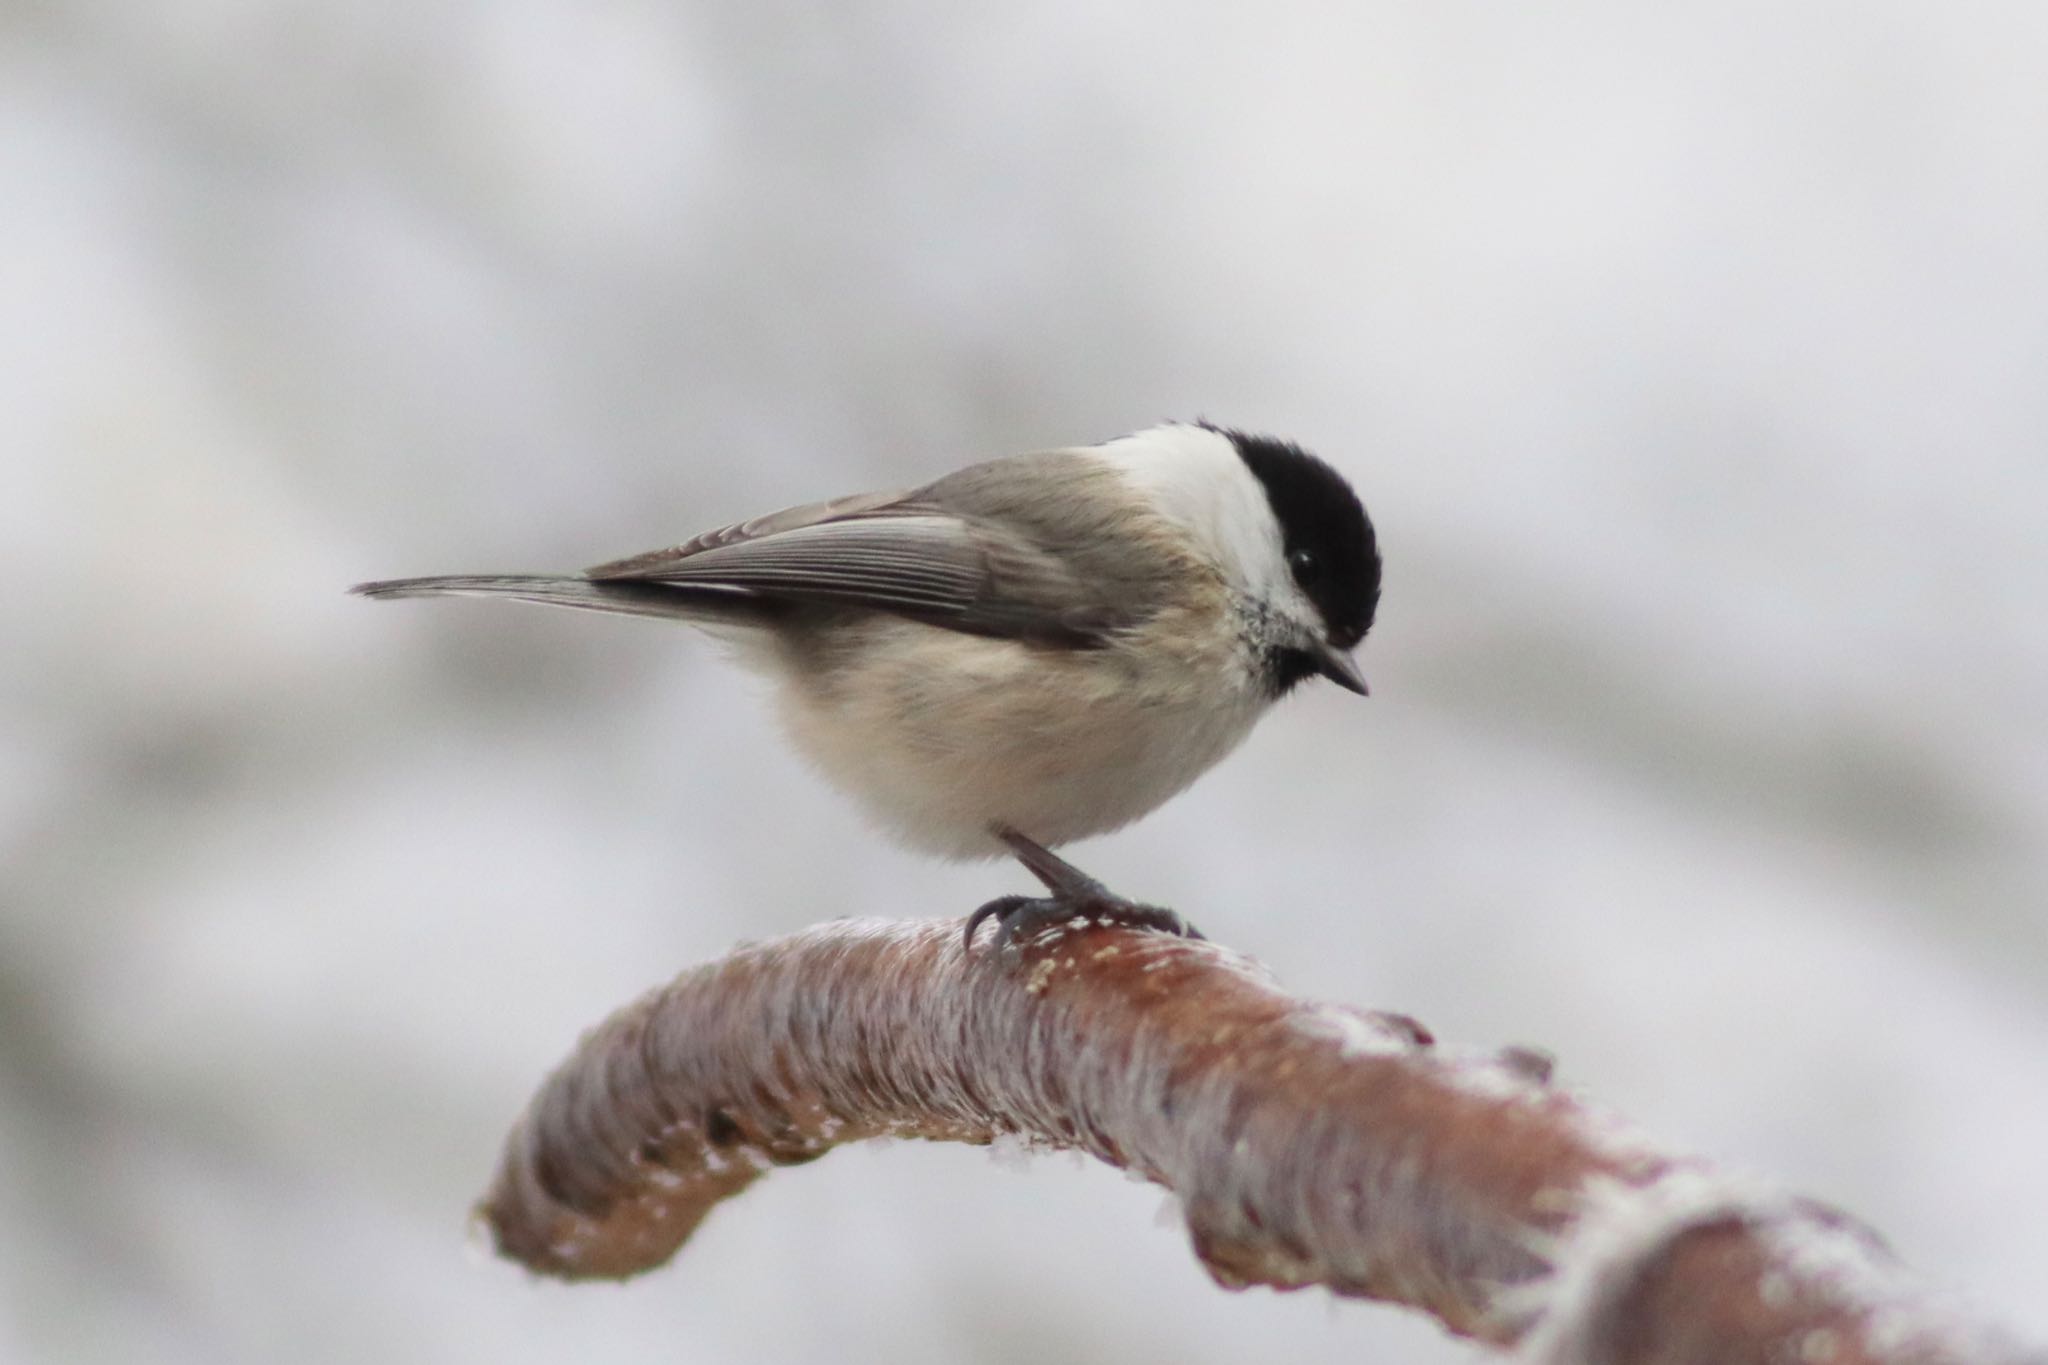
769, 603, 1270, 859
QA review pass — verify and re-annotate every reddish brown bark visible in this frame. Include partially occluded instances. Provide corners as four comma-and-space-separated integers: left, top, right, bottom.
480, 916, 2041, 1363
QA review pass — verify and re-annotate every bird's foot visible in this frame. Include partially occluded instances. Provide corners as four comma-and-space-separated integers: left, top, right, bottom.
962, 828, 1204, 953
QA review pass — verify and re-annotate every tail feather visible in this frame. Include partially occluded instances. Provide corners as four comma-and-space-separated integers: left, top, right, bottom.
348, 574, 774, 625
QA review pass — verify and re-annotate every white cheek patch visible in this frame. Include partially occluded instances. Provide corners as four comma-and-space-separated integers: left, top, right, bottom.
1090, 424, 1292, 604
1268, 579, 1323, 642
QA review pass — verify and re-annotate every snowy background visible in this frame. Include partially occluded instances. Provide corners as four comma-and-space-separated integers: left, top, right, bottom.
6, 1, 2047, 1361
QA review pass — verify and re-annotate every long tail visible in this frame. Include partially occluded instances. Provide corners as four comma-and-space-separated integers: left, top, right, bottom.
348, 574, 776, 626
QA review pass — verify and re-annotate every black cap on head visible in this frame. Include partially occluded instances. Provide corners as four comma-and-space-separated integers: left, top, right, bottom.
1204, 423, 1381, 649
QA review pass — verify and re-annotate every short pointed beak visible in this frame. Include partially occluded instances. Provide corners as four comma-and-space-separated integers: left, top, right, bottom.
1315, 643, 1369, 696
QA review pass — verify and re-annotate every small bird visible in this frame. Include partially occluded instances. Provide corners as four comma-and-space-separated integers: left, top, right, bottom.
353, 421, 1381, 948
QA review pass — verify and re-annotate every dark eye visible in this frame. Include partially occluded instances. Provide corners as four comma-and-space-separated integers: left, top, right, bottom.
1288, 547, 1322, 585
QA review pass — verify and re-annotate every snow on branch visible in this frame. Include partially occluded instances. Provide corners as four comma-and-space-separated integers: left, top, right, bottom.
480, 916, 2042, 1364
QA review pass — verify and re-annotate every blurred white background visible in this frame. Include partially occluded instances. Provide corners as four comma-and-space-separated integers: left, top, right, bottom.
5, 1, 2047, 1361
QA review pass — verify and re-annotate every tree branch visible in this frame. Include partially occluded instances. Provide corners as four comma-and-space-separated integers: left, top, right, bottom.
480, 916, 2042, 1363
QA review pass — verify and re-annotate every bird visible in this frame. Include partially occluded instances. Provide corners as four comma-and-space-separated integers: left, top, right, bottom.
352, 420, 1381, 949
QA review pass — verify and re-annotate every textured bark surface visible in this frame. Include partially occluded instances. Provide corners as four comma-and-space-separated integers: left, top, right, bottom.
480, 916, 2043, 1363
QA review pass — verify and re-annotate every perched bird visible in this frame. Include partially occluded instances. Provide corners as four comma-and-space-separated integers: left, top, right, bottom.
353, 421, 1381, 948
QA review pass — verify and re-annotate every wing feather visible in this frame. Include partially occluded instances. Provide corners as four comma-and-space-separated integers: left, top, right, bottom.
584, 492, 1125, 645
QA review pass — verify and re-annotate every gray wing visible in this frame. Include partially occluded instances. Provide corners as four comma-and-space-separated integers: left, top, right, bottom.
584, 475, 1138, 645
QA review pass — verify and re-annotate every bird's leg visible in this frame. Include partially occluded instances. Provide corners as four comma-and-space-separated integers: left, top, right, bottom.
963, 827, 1204, 953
